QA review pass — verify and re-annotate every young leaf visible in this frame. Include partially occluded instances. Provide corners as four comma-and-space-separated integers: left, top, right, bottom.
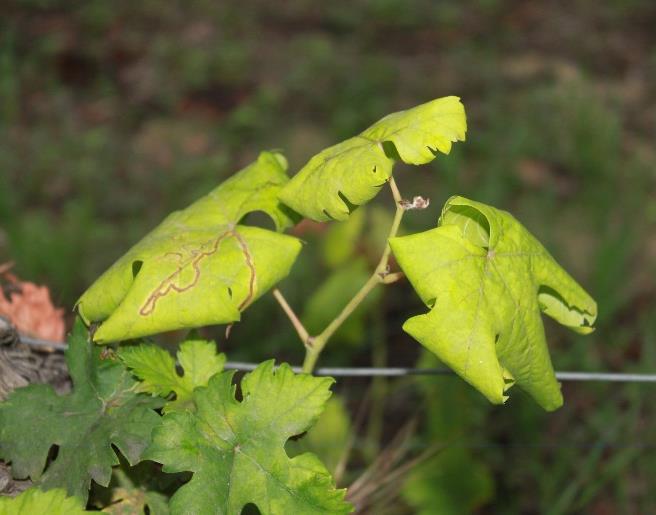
145, 361, 352, 514
0, 487, 90, 515
77, 151, 302, 343
0, 321, 163, 502
119, 339, 225, 413
389, 196, 597, 410
279, 97, 466, 221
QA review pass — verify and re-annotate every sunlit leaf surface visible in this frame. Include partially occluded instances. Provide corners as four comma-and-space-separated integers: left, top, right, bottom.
279, 97, 466, 221
77, 151, 302, 342
390, 196, 597, 410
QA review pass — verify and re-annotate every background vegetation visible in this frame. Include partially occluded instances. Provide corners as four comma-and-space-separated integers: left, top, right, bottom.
1, 1, 655, 513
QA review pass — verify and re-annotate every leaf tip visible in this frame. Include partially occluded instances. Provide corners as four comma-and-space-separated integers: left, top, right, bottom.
267, 150, 289, 171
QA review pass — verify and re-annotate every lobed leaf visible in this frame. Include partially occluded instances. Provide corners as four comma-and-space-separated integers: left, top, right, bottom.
0, 321, 163, 502
145, 361, 352, 514
279, 97, 466, 221
119, 338, 225, 413
77, 151, 302, 343
390, 196, 597, 410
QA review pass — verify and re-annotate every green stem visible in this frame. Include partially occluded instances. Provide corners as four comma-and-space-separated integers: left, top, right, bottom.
272, 288, 310, 346
302, 177, 405, 373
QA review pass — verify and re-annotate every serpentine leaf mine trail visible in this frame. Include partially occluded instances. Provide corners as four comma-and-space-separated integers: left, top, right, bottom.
139, 228, 257, 316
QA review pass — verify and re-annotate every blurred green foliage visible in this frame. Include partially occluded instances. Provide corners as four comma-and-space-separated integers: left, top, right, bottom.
403, 355, 493, 514
1, 0, 655, 512
287, 395, 352, 476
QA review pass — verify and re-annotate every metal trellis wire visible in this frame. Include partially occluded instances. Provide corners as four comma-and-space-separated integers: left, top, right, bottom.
15, 334, 656, 383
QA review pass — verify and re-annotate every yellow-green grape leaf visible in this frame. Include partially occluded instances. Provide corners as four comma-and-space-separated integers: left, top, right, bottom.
77, 151, 302, 343
0, 321, 163, 503
279, 97, 466, 221
145, 361, 352, 514
119, 339, 225, 413
0, 488, 90, 515
389, 196, 597, 410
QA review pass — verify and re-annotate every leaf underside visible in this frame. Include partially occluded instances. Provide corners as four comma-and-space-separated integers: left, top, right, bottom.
77, 151, 302, 343
390, 196, 597, 410
119, 338, 226, 413
279, 96, 467, 221
146, 361, 352, 515
0, 321, 163, 503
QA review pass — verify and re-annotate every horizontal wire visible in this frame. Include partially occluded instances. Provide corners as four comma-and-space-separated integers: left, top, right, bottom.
224, 362, 656, 383
15, 334, 656, 384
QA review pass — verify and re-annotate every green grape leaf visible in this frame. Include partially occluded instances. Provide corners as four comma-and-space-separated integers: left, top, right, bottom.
77, 151, 302, 343
119, 339, 225, 413
390, 196, 597, 410
0, 321, 163, 502
0, 488, 90, 515
145, 361, 352, 514
279, 97, 466, 221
